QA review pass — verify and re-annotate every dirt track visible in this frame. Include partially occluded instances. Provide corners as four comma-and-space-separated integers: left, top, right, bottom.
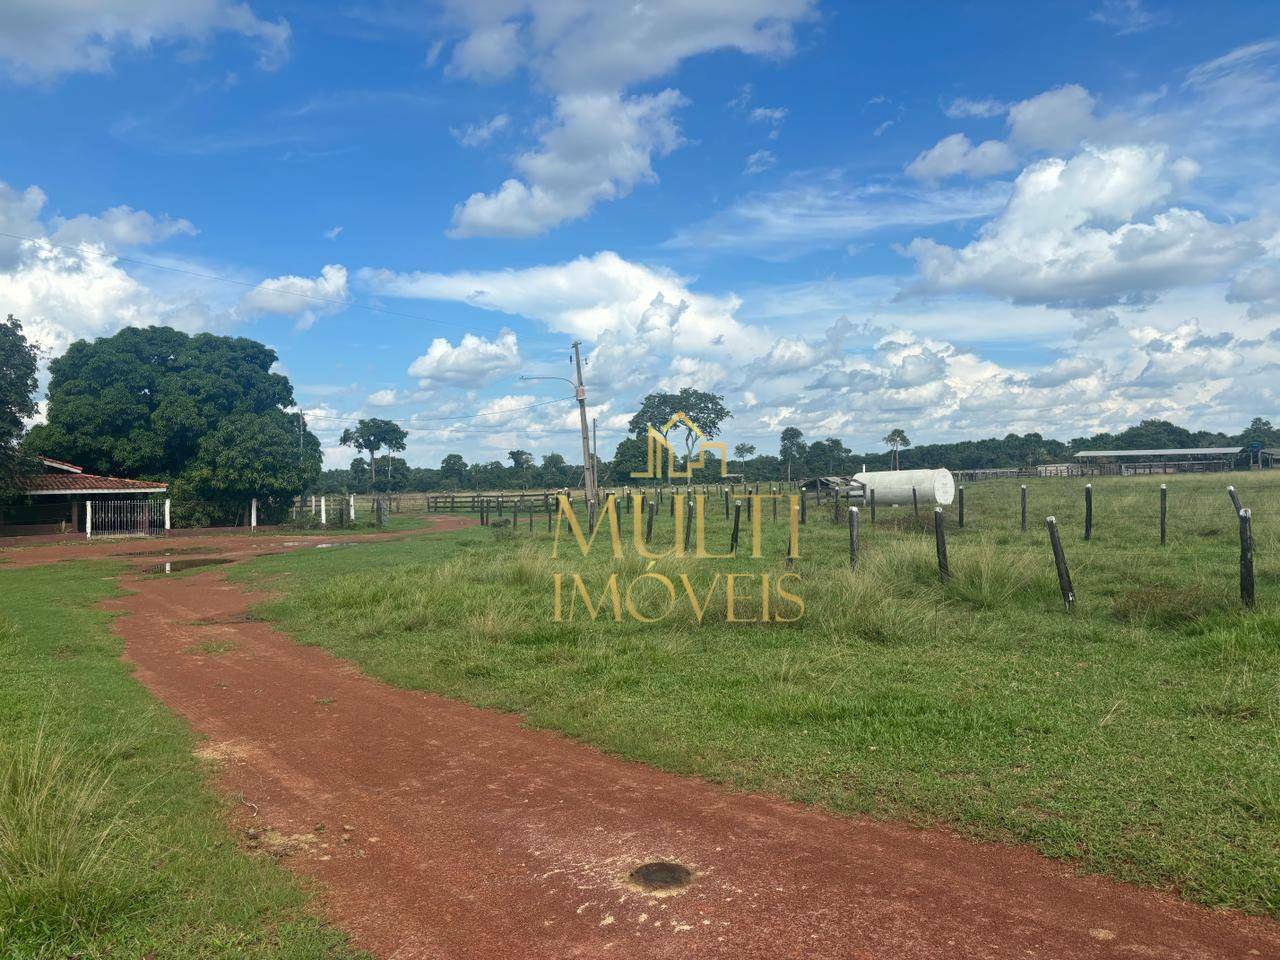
99, 529, 1279, 959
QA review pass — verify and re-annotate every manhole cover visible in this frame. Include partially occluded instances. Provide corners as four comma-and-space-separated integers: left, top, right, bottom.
628, 861, 693, 892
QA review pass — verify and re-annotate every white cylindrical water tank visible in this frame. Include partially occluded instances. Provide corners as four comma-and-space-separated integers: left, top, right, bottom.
854, 468, 955, 507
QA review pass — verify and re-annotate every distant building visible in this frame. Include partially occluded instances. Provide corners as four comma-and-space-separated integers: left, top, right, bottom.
1072, 447, 1243, 476
1, 457, 167, 536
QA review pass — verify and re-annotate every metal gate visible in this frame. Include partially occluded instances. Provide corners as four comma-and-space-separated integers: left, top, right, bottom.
86, 498, 166, 538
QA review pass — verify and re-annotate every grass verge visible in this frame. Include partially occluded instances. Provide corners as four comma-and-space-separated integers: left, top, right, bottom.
0, 561, 365, 959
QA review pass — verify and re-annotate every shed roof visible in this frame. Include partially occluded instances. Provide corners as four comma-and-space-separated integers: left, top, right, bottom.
21, 457, 167, 495
1073, 447, 1242, 459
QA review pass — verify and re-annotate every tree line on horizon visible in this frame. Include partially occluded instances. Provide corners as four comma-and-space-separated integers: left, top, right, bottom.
3, 325, 1276, 507
317, 387, 1279, 494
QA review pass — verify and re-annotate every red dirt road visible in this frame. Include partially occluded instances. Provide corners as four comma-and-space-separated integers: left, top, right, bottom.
107, 543, 1279, 959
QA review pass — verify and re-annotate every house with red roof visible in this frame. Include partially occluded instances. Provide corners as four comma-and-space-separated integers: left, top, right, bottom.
1, 457, 168, 536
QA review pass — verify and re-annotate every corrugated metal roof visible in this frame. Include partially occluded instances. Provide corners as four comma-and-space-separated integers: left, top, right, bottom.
1073, 447, 1242, 458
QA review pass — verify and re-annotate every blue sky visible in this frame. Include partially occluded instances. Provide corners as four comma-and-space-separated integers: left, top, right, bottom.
2, 1, 1279, 469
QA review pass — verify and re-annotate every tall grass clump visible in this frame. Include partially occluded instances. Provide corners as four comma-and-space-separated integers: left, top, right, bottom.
0, 722, 139, 947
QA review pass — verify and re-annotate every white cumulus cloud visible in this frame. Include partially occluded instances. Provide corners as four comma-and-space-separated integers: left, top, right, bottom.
439, 0, 815, 235
906, 133, 1017, 182
0, 0, 291, 81
240, 264, 349, 331
407, 328, 522, 387
362, 251, 765, 357
451, 91, 684, 237
905, 144, 1265, 307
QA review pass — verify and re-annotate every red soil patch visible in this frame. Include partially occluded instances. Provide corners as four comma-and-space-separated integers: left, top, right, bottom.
106, 539, 1279, 960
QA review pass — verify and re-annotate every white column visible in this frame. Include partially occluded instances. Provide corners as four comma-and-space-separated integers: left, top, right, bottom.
164, 498, 171, 531
349, 493, 355, 521
320, 496, 327, 525
251, 497, 258, 530
310, 495, 316, 515
85, 500, 93, 539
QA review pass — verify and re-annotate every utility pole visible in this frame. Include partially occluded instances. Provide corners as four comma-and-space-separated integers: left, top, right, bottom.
591, 417, 599, 492
572, 341, 597, 505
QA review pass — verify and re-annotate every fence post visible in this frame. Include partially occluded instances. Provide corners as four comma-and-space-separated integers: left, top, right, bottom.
1228, 485, 1243, 514
1084, 484, 1092, 541
1239, 508, 1255, 608
730, 501, 742, 556
785, 502, 799, 569
869, 487, 876, 523
645, 499, 655, 544
319, 496, 327, 526
310, 495, 316, 516
683, 496, 693, 552
800, 490, 807, 525
848, 506, 859, 572
1045, 516, 1075, 612
934, 507, 950, 580
912, 486, 919, 517
350, 494, 356, 521
1020, 484, 1027, 532
164, 498, 171, 533
85, 499, 92, 540
1159, 484, 1167, 546
958, 485, 965, 528
251, 497, 258, 531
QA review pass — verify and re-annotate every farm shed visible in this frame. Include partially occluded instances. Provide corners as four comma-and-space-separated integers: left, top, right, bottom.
0, 457, 167, 536
1072, 447, 1243, 476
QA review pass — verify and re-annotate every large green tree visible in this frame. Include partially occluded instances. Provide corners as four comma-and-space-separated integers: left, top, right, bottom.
1, 315, 39, 495
27, 326, 299, 480
340, 417, 408, 492
778, 427, 806, 477
628, 388, 731, 481
174, 409, 321, 525
25, 326, 321, 524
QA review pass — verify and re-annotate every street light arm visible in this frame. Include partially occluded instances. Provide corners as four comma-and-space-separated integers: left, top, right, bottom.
520, 374, 582, 399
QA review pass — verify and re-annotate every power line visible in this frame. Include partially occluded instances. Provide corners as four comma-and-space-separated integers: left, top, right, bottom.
0, 230, 488, 334
300, 395, 576, 430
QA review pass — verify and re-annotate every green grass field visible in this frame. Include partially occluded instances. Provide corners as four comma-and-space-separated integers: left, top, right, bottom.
235, 471, 1280, 917
0, 561, 365, 959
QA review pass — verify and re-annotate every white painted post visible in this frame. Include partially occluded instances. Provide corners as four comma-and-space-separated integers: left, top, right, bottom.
310, 495, 316, 516
320, 496, 327, 525
349, 493, 355, 521
85, 499, 93, 539
251, 497, 258, 530
164, 498, 171, 532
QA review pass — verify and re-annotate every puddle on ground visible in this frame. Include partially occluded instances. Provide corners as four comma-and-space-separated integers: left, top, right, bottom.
143, 557, 234, 574
113, 546, 214, 557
